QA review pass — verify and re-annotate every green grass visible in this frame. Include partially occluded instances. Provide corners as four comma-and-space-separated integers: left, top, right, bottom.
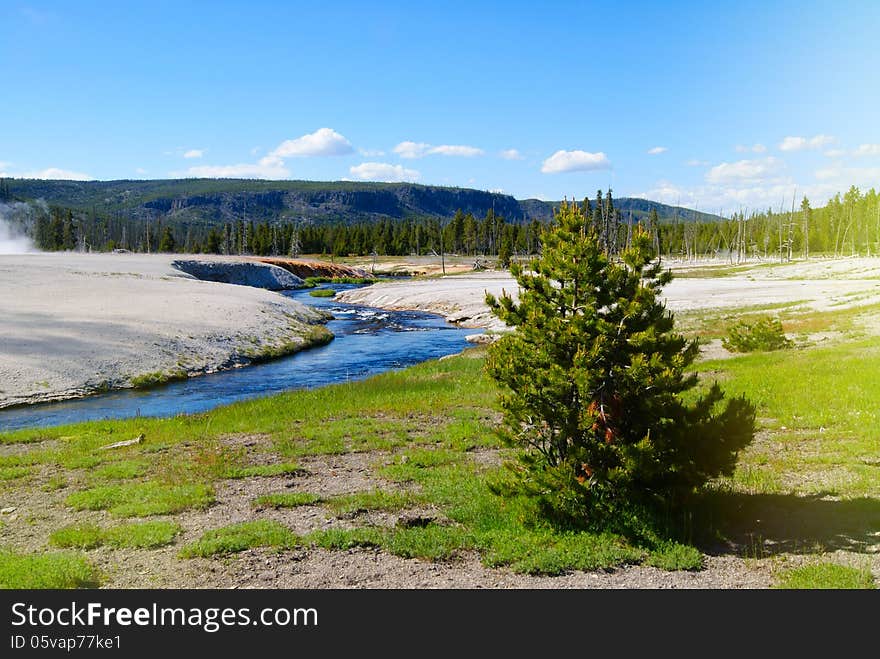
222, 462, 303, 478
305, 527, 384, 550
0, 549, 100, 588
774, 563, 876, 589
254, 492, 322, 508
179, 520, 298, 557
0, 466, 30, 481
382, 524, 473, 561
303, 525, 471, 561
90, 460, 149, 481
49, 523, 103, 549
645, 542, 705, 571
308, 288, 336, 297
66, 481, 214, 517
325, 490, 423, 515
50, 521, 181, 549
699, 338, 880, 434
41, 474, 68, 492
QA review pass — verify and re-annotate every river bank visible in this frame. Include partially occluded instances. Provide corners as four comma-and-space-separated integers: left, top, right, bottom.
336, 257, 880, 331
0, 253, 335, 409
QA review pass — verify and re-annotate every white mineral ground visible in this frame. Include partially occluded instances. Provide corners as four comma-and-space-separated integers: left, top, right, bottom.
0, 252, 329, 409
337, 256, 880, 327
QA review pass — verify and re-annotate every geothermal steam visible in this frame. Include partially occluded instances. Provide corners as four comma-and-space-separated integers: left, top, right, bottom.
0, 202, 37, 254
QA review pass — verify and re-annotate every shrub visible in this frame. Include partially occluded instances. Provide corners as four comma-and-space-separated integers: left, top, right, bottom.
722, 316, 793, 352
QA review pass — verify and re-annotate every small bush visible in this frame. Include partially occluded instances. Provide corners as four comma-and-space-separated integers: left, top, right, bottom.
722, 316, 793, 353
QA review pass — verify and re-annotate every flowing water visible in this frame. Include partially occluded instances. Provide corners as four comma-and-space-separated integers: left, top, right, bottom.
0, 284, 471, 432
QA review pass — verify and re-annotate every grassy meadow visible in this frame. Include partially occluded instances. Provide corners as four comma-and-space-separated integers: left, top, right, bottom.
1, 270, 879, 589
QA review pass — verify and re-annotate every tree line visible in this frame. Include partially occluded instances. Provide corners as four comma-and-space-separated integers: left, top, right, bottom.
656, 186, 880, 262
17, 184, 880, 263
27, 204, 549, 263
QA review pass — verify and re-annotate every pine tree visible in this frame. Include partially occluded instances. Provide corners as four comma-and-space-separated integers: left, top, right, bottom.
158, 225, 176, 252
485, 201, 755, 525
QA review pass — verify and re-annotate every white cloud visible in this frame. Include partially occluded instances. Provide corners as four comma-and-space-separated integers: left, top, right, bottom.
705, 157, 782, 184
135, 167, 148, 175
635, 180, 802, 215
183, 149, 204, 159
814, 166, 841, 181
647, 146, 667, 155
394, 141, 431, 158
359, 148, 386, 157
854, 144, 880, 157
824, 149, 847, 158
179, 129, 352, 179
500, 149, 524, 160
349, 162, 420, 182
430, 145, 483, 157
814, 165, 880, 186
686, 159, 710, 167
180, 155, 289, 179
633, 180, 687, 205
779, 134, 834, 152
541, 150, 611, 174
632, 173, 878, 217
393, 141, 484, 159
12, 167, 94, 180
735, 143, 766, 153
271, 128, 354, 158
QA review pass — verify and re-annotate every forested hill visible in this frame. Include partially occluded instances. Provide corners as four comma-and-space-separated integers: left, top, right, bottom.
3, 178, 720, 226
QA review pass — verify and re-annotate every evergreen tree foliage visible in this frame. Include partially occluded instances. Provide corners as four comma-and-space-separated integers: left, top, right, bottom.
157, 225, 176, 252
484, 201, 756, 526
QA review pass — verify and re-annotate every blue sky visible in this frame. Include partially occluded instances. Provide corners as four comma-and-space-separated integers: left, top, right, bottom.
1, 0, 878, 214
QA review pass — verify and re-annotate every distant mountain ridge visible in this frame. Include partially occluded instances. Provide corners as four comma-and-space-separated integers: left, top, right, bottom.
4, 178, 721, 226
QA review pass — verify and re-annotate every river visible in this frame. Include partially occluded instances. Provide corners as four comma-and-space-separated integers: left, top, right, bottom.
0, 284, 471, 432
